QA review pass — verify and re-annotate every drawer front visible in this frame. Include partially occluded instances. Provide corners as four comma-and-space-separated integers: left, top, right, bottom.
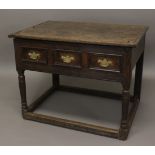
88, 53, 121, 72
22, 48, 48, 64
54, 50, 82, 68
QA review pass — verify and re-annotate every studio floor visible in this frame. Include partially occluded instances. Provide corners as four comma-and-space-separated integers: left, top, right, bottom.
0, 65, 155, 146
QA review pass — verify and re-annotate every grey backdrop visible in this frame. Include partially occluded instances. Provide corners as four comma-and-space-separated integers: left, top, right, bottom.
0, 10, 155, 145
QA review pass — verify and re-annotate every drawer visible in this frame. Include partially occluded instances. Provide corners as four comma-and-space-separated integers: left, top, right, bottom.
54, 49, 82, 68
88, 53, 122, 72
22, 48, 48, 64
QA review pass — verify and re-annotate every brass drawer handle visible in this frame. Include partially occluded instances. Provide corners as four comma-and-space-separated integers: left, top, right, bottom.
97, 58, 113, 67
61, 55, 75, 63
28, 50, 40, 60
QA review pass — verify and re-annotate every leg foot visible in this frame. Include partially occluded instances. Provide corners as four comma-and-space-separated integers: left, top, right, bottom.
119, 128, 129, 140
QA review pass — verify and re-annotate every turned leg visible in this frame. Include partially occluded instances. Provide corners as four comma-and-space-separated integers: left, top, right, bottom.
134, 52, 144, 101
120, 71, 132, 140
119, 88, 130, 140
52, 73, 60, 89
17, 70, 28, 114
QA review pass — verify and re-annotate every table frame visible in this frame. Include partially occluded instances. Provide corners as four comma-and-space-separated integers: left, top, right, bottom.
17, 50, 144, 140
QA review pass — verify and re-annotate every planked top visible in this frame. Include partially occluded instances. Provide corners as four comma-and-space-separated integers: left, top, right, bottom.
9, 21, 148, 47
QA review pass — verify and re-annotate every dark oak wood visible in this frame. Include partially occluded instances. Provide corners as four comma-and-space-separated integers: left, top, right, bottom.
23, 112, 119, 138
9, 21, 148, 140
22, 48, 48, 64
134, 52, 144, 101
17, 70, 28, 113
59, 85, 134, 101
9, 21, 148, 47
54, 49, 82, 68
88, 52, 122, 72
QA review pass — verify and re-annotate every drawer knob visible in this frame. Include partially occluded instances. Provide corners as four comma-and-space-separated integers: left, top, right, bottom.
97, 58, 113, 67
28, 51, 40, 60
61, 55, 75, 63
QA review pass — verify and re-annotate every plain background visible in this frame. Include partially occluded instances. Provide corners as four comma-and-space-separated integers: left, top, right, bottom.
0, 9, 155, 145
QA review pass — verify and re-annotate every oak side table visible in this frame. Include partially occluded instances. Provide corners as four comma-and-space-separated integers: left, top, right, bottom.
9, 21, 148, 140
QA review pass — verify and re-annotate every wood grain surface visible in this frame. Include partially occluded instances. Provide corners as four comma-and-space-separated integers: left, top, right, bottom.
9, 21, 148, 47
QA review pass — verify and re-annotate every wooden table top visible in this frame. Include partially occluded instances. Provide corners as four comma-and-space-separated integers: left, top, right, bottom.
9, 21, 148, 47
